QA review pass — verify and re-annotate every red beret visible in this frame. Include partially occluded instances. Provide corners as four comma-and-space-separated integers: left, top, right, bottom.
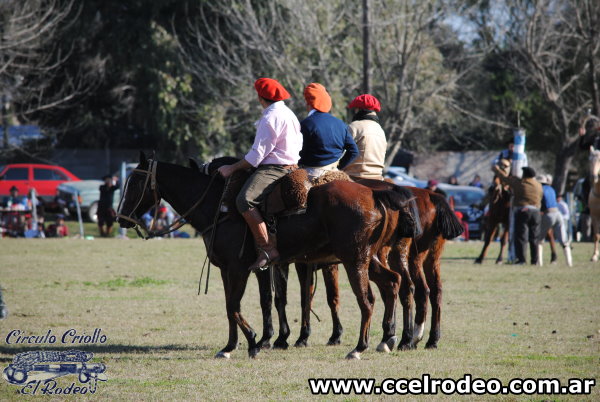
348, 94, 381, 112
254, 78, 291, 101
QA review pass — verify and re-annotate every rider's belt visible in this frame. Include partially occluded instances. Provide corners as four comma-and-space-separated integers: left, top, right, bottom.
264, 164, 298, 170
545, 207, 558, 213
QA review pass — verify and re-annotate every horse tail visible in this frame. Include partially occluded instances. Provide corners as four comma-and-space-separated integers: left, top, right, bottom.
373, 186, 423, 238
430, 192, 464, 239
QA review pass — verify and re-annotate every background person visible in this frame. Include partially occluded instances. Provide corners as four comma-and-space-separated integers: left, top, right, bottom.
469, 174, 484, 188
426, 179, 447, 198
98, 175, 119, 237
298, 83, 358, 179
493, 165, 542, 265
218, 78, 302, 271
342, 94, 387, 180
493, 139, 528, 168
537, 174, 572, 266
46, 214, 69, 238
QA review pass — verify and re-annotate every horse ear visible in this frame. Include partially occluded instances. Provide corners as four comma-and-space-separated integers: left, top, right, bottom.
189, 158, 200, 171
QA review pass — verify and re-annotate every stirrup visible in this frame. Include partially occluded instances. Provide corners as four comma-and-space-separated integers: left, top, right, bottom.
249, 249, 277, 272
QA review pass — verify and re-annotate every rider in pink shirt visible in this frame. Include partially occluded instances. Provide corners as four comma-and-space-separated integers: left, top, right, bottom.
218, 78, 302, 271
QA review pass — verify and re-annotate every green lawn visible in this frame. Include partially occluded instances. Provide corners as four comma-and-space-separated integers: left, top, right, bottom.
0, 239, 598, 400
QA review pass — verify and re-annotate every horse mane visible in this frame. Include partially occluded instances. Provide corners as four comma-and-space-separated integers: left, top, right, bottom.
429, 192, 464, 239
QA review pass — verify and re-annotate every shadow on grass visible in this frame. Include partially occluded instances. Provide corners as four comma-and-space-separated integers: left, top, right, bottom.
0, 343, 210, 362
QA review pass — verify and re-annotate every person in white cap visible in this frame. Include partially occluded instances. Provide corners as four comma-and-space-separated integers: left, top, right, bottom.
537, 174, 572, 267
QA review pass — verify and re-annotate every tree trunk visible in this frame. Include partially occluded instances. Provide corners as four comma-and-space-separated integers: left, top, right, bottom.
552, 138, 579, 195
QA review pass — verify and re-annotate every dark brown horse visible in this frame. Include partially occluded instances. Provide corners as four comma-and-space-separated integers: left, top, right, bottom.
272, 183, 464, 352
474, 176, 511, 264
117, 153, 418, 359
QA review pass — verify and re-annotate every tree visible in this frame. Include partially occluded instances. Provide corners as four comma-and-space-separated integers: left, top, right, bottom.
501, 0, 600, 193
0, 0, 102, 154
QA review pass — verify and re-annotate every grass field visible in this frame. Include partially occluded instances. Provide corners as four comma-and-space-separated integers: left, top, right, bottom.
0, 238, 598, 400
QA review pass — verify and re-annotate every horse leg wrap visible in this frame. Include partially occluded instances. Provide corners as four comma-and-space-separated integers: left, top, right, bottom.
536, 245, 543, 266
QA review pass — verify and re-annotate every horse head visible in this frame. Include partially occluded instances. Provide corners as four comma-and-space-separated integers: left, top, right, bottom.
116, 151, 160, 229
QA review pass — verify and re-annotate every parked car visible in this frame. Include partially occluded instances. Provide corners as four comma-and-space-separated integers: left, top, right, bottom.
438, 183, 485, 240
0, 163, 80, 208
57, 164, 136, 223
384, 167, 427, 188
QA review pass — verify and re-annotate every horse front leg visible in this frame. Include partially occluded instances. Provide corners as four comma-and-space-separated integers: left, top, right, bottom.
273, 263, 291, 349
294, 263, 314, 347
226, 269, 260, 358
322, 264, 343, 345
592, 218, 600, 262
215, 269, 238, 359
342, 258, 374, 360
547, 230, 558, 263
255, 268, 274, 350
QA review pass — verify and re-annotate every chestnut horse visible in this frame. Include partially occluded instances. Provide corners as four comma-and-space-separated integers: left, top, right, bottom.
117, 153, 418, 359
272, 183, 463, 351
474, 177, 511, 264
589, 147, 600, 262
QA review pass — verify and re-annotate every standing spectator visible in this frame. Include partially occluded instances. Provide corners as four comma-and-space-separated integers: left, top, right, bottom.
537, 175, 572, 266
298, 83, 358, 179
342, 94, 387, 180
426, 179, 447, 198
448, 175, 459, 185
98, 175, 118, 237
493, 165, 543, 265
469, 174, 484, 188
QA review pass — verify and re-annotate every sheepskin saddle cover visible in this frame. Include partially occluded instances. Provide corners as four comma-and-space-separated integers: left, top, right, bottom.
223, 169, 351, 217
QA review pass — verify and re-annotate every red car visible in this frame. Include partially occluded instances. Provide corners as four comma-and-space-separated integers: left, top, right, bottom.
0, 163, 80, 206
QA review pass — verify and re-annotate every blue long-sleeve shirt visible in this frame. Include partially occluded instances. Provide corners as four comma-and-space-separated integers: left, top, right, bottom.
298, 111, 359, 169
541, 184, 558, 211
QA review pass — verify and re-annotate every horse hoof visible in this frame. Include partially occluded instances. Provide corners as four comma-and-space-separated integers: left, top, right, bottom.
294, 339, 308, 348
273, 339, 289, 350
258, 342, 271, 350
398, 343, 415, 351
345, 350, 361, 360
592, 256, 599, 262
425, 343, 438, 349
215, 351, 231, 359
474, 259, 482, 264
327, 338, 341, 346
248, 348, 260, 359
495, 260, 503, 265
376, 342, 390, 353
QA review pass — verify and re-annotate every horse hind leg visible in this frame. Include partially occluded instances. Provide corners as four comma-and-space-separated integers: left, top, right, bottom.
475, 225, 496, 264
496, 224, 509, 264
409, 252, 429, 350
322, 264, 343, 345
388, 241, 415, 351
424, 239, 444, 349
368, 260, 400, 353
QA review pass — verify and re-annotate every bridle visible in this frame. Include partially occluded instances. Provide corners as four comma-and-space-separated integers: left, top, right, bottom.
116, 159, 219, 239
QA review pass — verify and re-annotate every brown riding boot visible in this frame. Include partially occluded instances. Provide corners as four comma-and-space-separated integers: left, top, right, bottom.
242, 208, 280, 271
